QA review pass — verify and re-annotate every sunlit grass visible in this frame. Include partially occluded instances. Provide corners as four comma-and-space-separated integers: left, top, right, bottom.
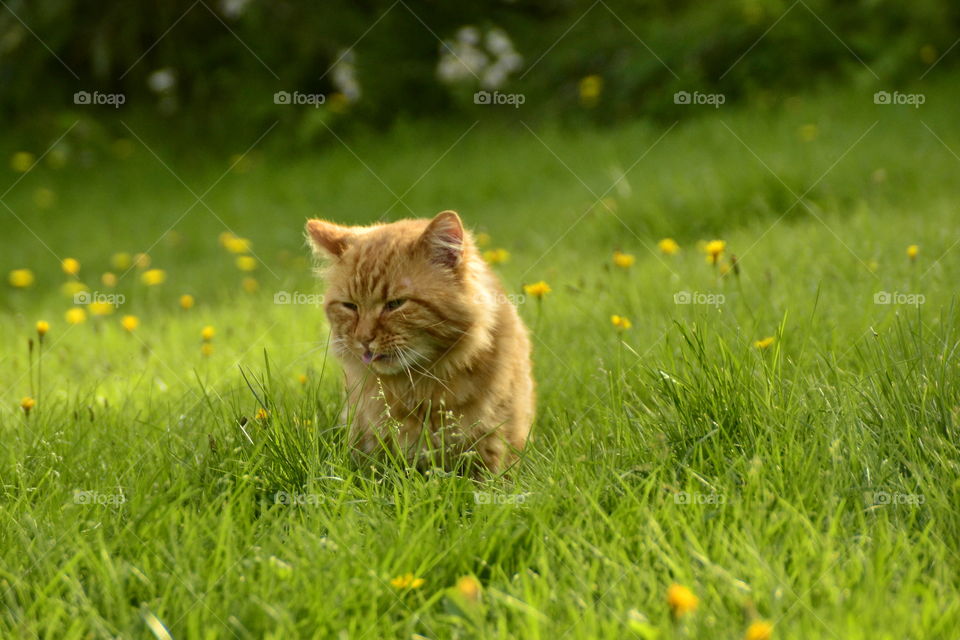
1, 81, 959, 637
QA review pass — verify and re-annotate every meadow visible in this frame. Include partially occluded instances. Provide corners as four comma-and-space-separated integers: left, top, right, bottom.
2, 79, 959, 639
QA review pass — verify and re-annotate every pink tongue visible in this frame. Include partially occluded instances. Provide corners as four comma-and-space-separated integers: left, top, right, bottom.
362, 350, 374, 364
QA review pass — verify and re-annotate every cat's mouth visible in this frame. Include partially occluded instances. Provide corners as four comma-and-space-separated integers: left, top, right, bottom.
361, 349, 393, 365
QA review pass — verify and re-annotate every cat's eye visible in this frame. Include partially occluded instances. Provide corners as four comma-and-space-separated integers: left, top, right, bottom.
384, 299, 406, 311
341, 302, 358, 311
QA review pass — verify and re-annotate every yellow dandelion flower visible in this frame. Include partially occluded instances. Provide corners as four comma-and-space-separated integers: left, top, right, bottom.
579, 74, 603, 106
455, 575, 482, 603
666, 583, 698, 619
201, 343, 214, 357
611, 315, 632, 330
298, 374, 308, 385
613, 250, 636, 268
236, 255, 257, 271
390, 573, 425, 589
218, 231, 236, 247
141, 269, 166, 286
8, 268, 35, 288
483, 248, 510, 265
109, 138, 134, 159
88, 301, 114, 316
745, 620, 774, 640
36, 320, 49, 337
523, 281, 551, 299
754, 336, 776, 349
121, 315, 139, 332
180, 294, 195, 310
101, 272, 118, 287
799, 124, 818, 142
10, 151, 35, 173
242, 277, 259, 293
20, 396, 36, 414
201, 325, 215, 341
33, 187, 56, 208
61, 257, 80, 275
225, 236, 251, 254
907, 244, 919, 261
61, 281, 88, 297
658, 238, 680, 255
255, 408, 268, 421
133, 253, 151, 269
229, 153, 254, 174
111, 252, 132, 270
65, 307, 87, 325
328, 92, 349, 114
704, 239, 726, 265
475, 232, 492, 248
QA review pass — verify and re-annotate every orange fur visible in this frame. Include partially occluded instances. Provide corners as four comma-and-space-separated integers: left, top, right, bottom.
305, 211, 535, 473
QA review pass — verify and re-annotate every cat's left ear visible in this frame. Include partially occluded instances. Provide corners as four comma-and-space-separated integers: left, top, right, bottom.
306, 219, 352, 259
420, 210, 464, 268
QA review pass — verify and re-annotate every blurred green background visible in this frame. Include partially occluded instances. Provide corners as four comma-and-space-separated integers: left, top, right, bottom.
1, 0, 956, 140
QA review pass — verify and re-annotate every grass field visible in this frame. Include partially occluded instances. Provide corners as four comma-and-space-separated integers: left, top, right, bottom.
2, 79, 960, 639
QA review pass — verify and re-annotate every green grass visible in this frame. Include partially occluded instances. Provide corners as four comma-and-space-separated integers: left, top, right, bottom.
2, 80, 960, 639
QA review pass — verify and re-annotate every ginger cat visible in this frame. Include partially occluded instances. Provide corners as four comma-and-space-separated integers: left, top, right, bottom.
305, 211, 535, 473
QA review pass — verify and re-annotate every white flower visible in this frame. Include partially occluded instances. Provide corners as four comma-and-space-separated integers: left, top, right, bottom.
220, 0, 252, 19
486, 28, 515, 57
456, 26, 481, 46
436, 26, 523, 89
147, 68, 176, 93
331, 49, 361, 102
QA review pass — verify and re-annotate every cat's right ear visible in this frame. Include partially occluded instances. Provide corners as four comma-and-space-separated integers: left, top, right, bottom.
306, 219, 351, 258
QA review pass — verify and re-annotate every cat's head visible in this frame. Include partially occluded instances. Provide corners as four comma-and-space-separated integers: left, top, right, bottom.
305, 211, 489, 375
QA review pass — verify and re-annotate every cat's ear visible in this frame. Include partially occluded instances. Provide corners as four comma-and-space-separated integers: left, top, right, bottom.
420, 210, 464, 268
306, 219, 351, 258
